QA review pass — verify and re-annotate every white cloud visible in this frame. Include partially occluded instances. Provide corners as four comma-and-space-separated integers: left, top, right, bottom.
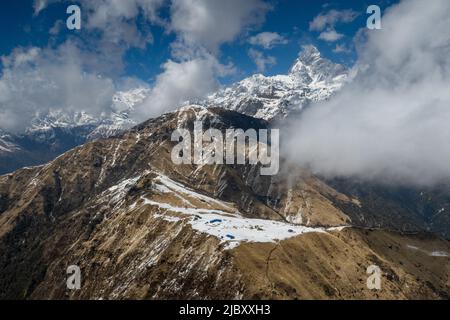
248, 48, 276, 73
318, 29, 344, 42
83, 0, 165, 48
309, 9, 359, 32
133, 56, 225, 120
2, 1, 159, 132
310, 9, 358, 43
249, 32, 288, 49
29, 0, 169, 82
33, 0, 56, 15
0, 43, 116, 133
34, 0, 165, 48
286, 0, 450, 186
169, 0, 270, 55
49, 20, 64, 35
332, 43, 351, 54
1, 47, 41, 68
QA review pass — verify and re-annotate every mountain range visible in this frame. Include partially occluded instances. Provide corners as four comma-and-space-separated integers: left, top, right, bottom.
204, 45, 348, 120
0, 106, 449, 299
0, 45, 347, 175
0, 46, 448, 299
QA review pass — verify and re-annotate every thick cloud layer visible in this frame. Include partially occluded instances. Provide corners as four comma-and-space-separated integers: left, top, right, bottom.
0, 0, 271, 132
133, 55, 228, 120
0, 43, 115, 133
0, 0, 168, 133
286, 0, 450, 186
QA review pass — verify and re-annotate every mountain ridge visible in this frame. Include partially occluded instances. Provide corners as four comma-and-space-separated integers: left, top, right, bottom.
0, 106, 448, 299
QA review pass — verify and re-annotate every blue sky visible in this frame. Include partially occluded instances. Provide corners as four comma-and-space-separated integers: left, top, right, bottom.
0, 0, 397, 84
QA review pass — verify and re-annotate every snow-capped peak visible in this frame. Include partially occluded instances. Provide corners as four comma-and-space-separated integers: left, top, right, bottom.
289, 45, 347, 84
289, 45, 322, 74
298, 44, 322, 63
204, 45, 348, 120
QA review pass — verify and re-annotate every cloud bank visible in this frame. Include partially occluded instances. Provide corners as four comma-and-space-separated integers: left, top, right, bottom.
286, 0, 450, 186
318, 29, 343, 42
0, 0, 271, 132
0, 43, 115, 133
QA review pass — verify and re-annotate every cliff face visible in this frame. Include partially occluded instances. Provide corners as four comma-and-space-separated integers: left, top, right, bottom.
0, 106, 448, 299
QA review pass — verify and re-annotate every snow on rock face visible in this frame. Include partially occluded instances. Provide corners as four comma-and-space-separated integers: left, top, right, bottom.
289, 45, 347, 83
204, 45, 348, 121
406, 244, 450, 257
151, 173, 234, 211
0, 131, 20, 153
22, 87, 151, 140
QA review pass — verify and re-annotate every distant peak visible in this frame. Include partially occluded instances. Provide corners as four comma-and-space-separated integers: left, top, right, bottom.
288, 45, 323, 75
288, 45, 347, 82
299, 45, 321, 62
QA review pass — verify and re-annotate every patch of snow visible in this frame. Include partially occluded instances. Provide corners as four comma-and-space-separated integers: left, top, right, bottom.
407, 244, 449, 257
0, 145, 12, 153
327, 226, 348, 232
140, 196, 344, 250
110, 140, 124, 167
430, 251, 450, 257
152, 173, 234, 211
104, 174, 145, 206
141, 197, 232, 216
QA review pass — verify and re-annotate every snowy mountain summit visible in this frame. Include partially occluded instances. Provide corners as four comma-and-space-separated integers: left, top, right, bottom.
0, 87, 150, 174
27, 87, 151, 138
204, 45, 348, 120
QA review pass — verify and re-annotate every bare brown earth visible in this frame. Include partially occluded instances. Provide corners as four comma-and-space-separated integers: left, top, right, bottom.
0, 106, 448, 299
234, 229, 449, 299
